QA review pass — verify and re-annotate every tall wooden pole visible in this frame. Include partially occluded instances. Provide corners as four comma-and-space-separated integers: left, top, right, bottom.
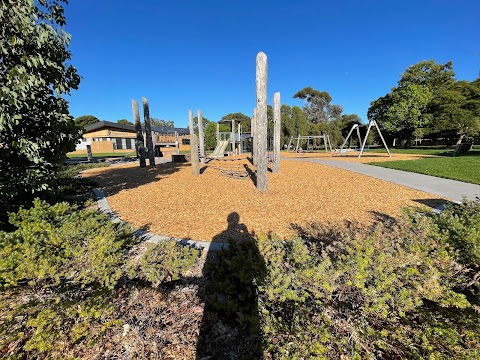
273, 92, 281, 173
198, 110, 205, 164
175, 131, 179, 155
142, 97, 155, 167
190, 134, 200, 175
252, 108, 257, 165
132, 99, 146, 167
256, 52, 268, 192
188, 110, 194, 136
231, 119, 235, 153
216, 123, 220, 144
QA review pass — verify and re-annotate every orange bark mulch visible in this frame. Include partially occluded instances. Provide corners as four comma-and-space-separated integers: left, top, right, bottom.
281, 150, 437, 163
83, 158, 446, 242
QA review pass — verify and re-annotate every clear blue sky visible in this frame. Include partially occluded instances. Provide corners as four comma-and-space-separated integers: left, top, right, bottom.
65, 0, 479, 127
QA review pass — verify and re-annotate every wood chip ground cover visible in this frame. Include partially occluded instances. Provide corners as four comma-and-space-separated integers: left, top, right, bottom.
83, 156, 445, 242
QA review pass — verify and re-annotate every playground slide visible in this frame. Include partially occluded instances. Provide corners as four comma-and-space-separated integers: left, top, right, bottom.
210, 140, 229, 158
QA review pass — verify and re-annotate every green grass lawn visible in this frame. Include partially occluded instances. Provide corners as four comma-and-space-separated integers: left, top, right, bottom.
369, 149, 480, 184
67, 152, 136, 158
367, 147, 455, 156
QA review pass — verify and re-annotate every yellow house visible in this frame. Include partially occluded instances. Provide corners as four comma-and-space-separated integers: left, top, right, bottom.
70, 121, 191, 156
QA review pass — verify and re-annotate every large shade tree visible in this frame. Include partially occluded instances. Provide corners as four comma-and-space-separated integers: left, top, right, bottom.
0, 0, 81, 215
293, 86, 343, 124
75, 115, 99, 128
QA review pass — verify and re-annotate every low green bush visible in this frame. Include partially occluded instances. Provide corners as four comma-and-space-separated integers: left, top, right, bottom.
0, 199, 136, 356
130, 241, 200, 286
253, 215, 480, 359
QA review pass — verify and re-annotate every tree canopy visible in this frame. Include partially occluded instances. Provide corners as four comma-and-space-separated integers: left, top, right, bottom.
294, 86, 343, 123
368, 60, 480, 147
75, 115, 99, 128
117, 119, 133, 125
149, 118, 175, 128
0, 0, 80, 216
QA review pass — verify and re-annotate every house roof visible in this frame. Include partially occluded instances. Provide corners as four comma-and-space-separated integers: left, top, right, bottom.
84, 120, 190, 135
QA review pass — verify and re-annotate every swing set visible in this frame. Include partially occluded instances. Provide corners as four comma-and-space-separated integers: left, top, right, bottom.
339, 120, 391, 158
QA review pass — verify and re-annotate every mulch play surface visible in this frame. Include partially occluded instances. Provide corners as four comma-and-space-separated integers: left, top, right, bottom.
83, 158, 446, 242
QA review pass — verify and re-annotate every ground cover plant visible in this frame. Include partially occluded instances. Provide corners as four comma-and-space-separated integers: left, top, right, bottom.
369, 149, 480, 184
1, 198, 479, 358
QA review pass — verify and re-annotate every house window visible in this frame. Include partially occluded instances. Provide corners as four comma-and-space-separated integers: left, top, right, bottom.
115, 138, 135, 149
182, 138, 190, 145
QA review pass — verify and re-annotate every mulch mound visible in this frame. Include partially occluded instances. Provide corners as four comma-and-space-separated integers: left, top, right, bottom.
83, 159, 446, 242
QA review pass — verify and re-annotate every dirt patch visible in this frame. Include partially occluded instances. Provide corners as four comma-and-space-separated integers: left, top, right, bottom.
83, 159, 445, 242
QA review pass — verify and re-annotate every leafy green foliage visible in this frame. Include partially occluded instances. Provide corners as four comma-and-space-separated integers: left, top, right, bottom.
131, 241, 200, 286
116, 118, 133, 125
294, 86, 343, 124
0, 199, 136, 356
255, 216, 479, 359
75, 115, 100, 128
150, 118, 175, 128
368, 60, 480, 147
0, 0, 81, 214
429, 199, 480, 269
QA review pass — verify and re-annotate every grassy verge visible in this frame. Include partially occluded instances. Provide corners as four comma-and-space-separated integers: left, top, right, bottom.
367, 147, 455, 156
67, 152, 136, 158
369, 150, 480, 184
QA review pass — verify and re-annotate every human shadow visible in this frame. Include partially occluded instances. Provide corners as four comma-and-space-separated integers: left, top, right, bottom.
81, 161, 187, 197
196, 212, 266, 359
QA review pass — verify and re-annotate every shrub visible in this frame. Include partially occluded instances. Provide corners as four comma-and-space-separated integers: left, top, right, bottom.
131, 241, 200, 286
429, 199, 480, 269
254, 215, 480, 359
0, 199, 135, 356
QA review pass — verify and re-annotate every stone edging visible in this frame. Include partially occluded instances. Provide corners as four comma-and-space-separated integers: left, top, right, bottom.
93, 188, 227, 251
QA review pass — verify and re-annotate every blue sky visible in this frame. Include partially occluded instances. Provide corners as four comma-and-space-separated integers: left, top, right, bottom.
65, 0, 479, 127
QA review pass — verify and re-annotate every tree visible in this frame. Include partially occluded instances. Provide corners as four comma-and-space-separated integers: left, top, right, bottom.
75, 115, 99, 128
293, 86, 343, 124
368, 60, 479, 148
149, 118, 175, 128
204, 122, 218, 150
117, 119, 133, 125
0, 0, 81, 217
369, 85, 432, 144
221, 112, 251, 131
193, 115, 211, 134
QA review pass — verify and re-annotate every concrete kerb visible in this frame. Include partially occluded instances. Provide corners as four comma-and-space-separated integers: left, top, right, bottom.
93, 188, 228, 251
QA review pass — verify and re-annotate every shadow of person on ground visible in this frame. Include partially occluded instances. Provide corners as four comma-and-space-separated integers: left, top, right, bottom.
82, 161, 187, 196
196, 212, 266, 359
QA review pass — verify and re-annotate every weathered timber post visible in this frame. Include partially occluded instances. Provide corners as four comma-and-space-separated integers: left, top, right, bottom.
216, 122, 220, 144
190, 134, 200, 175
188, 110, 194, 136
252, 108, 257, 165
273, 92, 281, 173
231, 119, 235, 153
86, 144, 93, 162
142, 97, 155, 167
256, 52, 268, 192
198, 110, 205, 164
238, 123, 242, 154
175, 131, 179, 155
132, 99, 146, 167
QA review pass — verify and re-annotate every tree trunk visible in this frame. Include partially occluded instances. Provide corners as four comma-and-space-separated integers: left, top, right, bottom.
256, 52, 268, 192
273, 92, 281, 173
132, 99, 146, 167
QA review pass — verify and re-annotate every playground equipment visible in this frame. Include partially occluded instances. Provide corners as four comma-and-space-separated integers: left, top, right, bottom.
339, 124, 362, 151
208, 140, 230, 159
287, 134, 333, 153
343, 119, 391, 158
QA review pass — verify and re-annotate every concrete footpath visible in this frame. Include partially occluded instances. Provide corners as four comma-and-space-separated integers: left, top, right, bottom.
285, 157, 480, 203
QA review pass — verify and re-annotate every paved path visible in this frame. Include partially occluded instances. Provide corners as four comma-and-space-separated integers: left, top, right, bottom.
284, 157, 480, 202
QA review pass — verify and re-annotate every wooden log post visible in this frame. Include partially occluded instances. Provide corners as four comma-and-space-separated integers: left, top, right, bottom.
256, 52, 268, 192
231, 119, 235, 153
190, 134, 200, 175
252, 108, 257, 165
198, 110, 205, 164
273, 92, 281, 173
216, 122, 220, 144
175, 131, 179, 155
188, 110, 194, 136
142, 97, 155, 167
132, 99, 146, 167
